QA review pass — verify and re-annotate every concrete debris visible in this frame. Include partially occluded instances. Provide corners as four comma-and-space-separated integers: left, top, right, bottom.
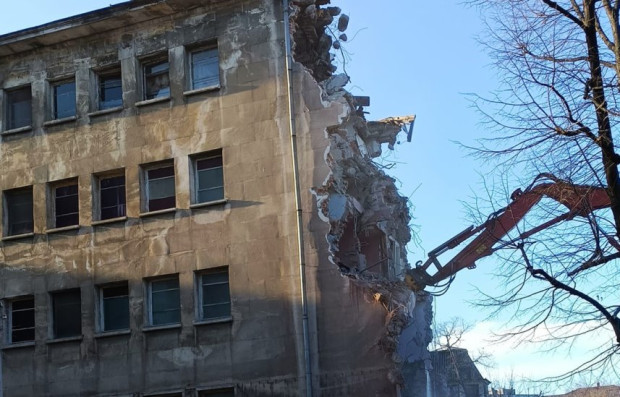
291, 0, 430, 388
324, 73, 349, 96
290, 0, 342, 81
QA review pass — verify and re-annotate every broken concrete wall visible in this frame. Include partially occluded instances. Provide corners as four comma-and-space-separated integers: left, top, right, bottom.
290, 0, 433, 393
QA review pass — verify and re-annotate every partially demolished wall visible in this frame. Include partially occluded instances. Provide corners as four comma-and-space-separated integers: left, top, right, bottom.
290, 0, 433, 393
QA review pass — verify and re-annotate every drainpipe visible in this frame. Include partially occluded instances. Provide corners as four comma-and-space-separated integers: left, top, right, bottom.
282, 1, 313, 396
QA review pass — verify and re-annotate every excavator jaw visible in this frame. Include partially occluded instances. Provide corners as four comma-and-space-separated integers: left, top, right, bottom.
405, 267, 433, 291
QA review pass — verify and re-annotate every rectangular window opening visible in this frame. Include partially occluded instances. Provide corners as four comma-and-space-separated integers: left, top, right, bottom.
98, 173, 126, 220
143, 58, 170, 100
191, 47, 219, 90
8, 296, 35, 343
143, 162, 175, 212
51, 289, 81, 339
100, 283, 129, 332
148, 276, 180, 326
197, 267, 231, 321
5, 86, 32, 130
52, 80, 76, 119
4, 187, 33, 236
192, 150, 224, 204
53, 181, 79, 228
99, 72, 123, 110
198, 388, 235, 397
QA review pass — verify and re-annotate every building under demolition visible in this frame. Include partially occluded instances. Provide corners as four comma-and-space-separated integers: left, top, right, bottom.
0, 1, 431, 396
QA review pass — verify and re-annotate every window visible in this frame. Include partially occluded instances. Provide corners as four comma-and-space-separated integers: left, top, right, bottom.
51, 289, 81, 339
199, 388, 234, 397
51, 180, 79, 228
52, 80, 76, 119
143, 58, 170, 100
190, 47, 219, 90
8, 296, 35, 343
197, 268, 231, 321
143, 162, 175, 212
99, 72, 122, 110
97, 173, 126, 220
147, 276, 180, 326
5, 86, 32, 130
192, 150, 224, 204
99, 283, 129, 332
4, 187, 33, 236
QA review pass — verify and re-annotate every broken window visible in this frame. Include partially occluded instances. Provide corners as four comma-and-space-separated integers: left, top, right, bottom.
52, 180, 79, 228
190, 47, 219, 90
97, 173, 126, 220
52, 80, 76, 119
197, 267, 231, 321
143, 58, 170, 100
8, 296, 35, 343
5, 86, 32, 130
99, 71, 123, 110
99, 283, 129, 332
51, 289, 81, 339
148, 276, 180, 326
4, 187, 34, 236
192, 150, 224, 204
142, 162, 175, 212
198, 388, 235, 397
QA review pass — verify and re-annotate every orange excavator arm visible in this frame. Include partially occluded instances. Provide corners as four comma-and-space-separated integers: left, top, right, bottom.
406, 174, 616, 291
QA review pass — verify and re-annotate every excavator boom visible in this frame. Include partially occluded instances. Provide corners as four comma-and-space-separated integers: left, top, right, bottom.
406, 174, 613, 291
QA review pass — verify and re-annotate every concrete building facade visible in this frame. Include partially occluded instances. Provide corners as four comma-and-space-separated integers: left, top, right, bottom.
0, 1, 431, 396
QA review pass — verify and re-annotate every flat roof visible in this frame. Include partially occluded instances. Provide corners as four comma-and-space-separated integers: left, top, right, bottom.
0, 0, 228, 56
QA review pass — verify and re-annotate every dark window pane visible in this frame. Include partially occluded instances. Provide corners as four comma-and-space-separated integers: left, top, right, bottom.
197, 156, 222, 170
100, 175, 126, 220
99, 74, 122, 110
55, 184, 79, 228
53, 81, 76, 119
148, 166, 174, 179
192, 49, 219, 90
52, 290, 81, 338
147, 166, 175, 211
151, 278, 180, 325
195, 154, 224, 203
199, 389, 235, 397
102, 286, 129, 331
6, 86, 32, 129
200, 270, 230, 320
6, 189, 33, 236
11, 297, 35, 343
144, 60, 169, 100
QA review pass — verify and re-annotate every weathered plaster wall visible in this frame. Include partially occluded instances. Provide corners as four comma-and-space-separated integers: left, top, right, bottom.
0, 1, 432, 396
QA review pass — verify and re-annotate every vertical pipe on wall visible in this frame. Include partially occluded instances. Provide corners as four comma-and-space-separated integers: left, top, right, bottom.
282, 1, 313, 396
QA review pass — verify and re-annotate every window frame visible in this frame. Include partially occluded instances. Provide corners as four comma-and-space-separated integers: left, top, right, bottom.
6, 295, 35, 344
188, 44, 220, 92
190, 149, 225, 206
48, 178, 79, 230
4, 85, 32, 131
50, 288, 82, 339
50, 78, 77, 120
97, 69, 123, 111
146, 275, 181, 327
97, 282, 130, 333
93, 170, 127, 222
141, 160, 176, 213
142, 55, 170, 101
195, 267, 231, 323
3, 186, 34, 237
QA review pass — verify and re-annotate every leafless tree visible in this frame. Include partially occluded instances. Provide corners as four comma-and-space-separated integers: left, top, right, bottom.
464, 0, 620, 388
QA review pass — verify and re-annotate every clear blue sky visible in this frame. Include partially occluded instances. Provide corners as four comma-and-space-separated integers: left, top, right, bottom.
0, 1, 589, 392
